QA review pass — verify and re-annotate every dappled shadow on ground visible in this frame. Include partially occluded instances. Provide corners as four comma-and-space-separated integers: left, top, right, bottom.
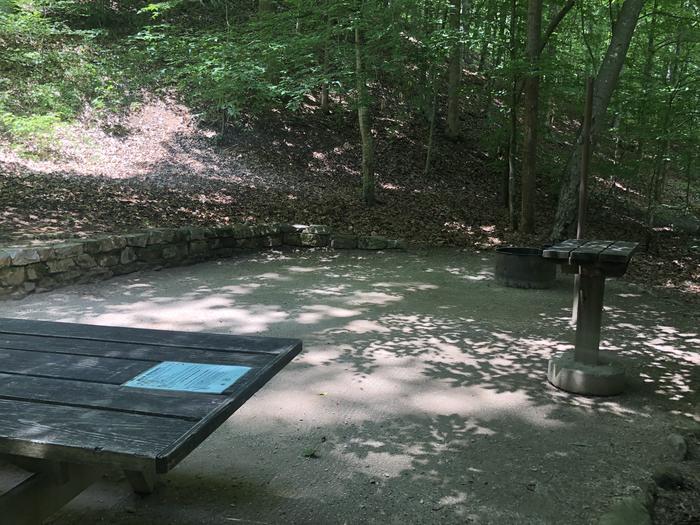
3, 250, 697, 524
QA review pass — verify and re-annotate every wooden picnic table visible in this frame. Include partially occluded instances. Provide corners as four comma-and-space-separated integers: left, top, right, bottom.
542, 239, 638, 395
0, 318, 301, 525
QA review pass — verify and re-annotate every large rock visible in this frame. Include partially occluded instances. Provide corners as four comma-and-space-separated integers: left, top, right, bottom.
162, 244, 188, 261
147, 229, 176, 245
304, 225, 332, 235
275, 223, 297, 233
358, 236, 388, 250
189, 240, 208, 257
663, 433, 688, 461
179, 227, 206, 242
331, 234, 358, 249
136, 246, 165, 263
75, 254, 98, 269
0, 267, 25, 287
96, 254, 120, 268
120, 247, 137, 265
84, 236, 126, 254
124, 232, 150, 248
47, 258, 77, 274
52, 243, 84, 258
237, 237, 264, 250
232, 225, 254, 239
263, 235, 283, 248
652, 464, 685, 489
25, 263, 47, 281
300, 233, 329, 248
7, 248, 41, 266
283, 232, 302, 246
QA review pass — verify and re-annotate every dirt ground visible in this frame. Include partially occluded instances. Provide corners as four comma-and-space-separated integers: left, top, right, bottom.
0, 249, 697, 524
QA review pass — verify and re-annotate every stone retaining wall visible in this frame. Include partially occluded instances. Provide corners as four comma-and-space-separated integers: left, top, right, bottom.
0, 224, 405, 300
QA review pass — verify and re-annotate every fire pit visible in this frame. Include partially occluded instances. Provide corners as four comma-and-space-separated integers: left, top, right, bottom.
494, 247, 556, 289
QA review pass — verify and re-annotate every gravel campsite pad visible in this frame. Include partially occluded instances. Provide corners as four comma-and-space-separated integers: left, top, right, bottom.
0, 249, 697, 524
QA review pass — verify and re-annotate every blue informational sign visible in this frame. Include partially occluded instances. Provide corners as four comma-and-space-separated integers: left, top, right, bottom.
123, 361, 252, 394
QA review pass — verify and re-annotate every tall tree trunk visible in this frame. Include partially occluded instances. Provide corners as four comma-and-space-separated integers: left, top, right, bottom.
446, 0, 462, 139
520, 0, 542, 233
634, 0, 657, 174
644, 37, 682, 251
684, 151, 694, 209
493, 5, 510, 68
504, 0, 518, 227
355, 20, 375, 206
424, 85, 438, 176
550, 0, 644, 241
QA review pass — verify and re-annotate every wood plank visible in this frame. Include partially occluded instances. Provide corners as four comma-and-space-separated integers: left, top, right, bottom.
0, 348, 153, 384
0, 398, 192, 470
0, 332, 271, 368
570, 240, 615, 263
0, 318, 298, 355
0, 373, 225, 421
542, 239, 586, 259
156, 340, 302, 473
0, 319, 303, 476
599, 240, 639, 263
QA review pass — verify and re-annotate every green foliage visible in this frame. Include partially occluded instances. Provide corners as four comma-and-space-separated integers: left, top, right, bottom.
0, 0, 698, 209
0, 1, 142, 152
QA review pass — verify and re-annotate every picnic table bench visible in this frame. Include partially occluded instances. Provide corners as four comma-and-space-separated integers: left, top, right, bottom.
542, 239, 639, 395
0, 318, 301, 525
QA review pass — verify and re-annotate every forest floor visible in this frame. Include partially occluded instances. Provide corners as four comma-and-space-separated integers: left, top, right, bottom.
0, 95, 698, 303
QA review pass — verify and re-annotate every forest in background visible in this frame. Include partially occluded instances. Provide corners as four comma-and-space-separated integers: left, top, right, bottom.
0, 0, 698, 296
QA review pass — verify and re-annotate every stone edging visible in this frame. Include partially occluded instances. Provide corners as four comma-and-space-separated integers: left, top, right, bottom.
0, 224, 406, 300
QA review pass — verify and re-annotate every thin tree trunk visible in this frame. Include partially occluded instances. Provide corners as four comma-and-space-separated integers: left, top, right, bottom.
446, 0, 462, 139
505, 0, 518, 226
634, 0, 657, 174
645, 37, 681, 251
550, 0, 644, 241
520, 0, 542, 233
493, 5, 510, 68
424, 87, 438, 176
684, 152, 694, 209
355, 20, 375, 206
477, 3, 497, 71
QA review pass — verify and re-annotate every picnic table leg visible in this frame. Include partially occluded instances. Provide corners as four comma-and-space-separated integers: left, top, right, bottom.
547, 264, 625, 396
124, 468, 157, 495
573, 267, 605, 365
0, 457, 100, 525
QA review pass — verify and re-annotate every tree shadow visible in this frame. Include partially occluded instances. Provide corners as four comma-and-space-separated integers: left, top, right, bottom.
1, 250, 696, 524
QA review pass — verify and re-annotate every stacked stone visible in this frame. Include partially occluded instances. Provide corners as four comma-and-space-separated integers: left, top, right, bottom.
0, 223, 406, 299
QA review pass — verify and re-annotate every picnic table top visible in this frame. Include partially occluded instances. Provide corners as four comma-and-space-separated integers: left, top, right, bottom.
542, 239, 639, 265
0, 318, 301, 473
